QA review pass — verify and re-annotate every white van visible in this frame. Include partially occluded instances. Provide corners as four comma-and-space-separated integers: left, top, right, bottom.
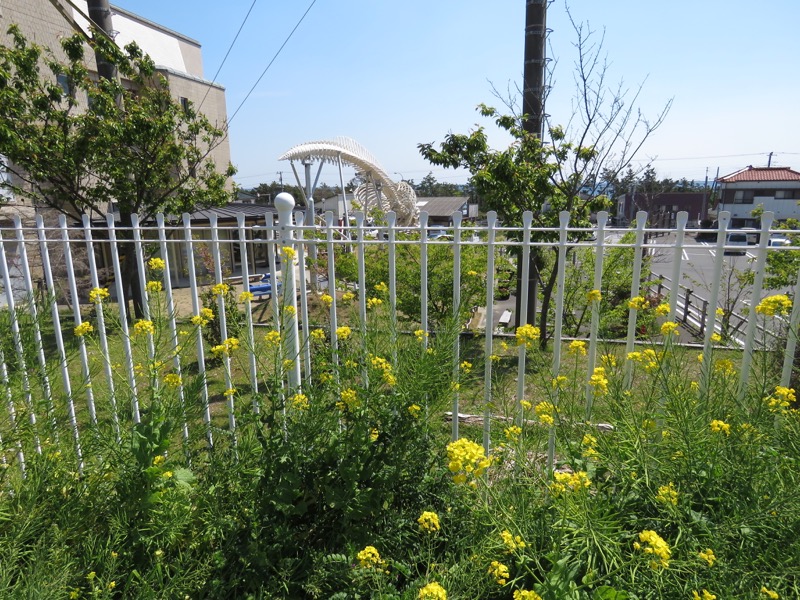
724, 232, 748, 255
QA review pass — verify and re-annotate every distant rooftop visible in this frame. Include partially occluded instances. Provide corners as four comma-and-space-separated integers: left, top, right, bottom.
717, 166, 800, 183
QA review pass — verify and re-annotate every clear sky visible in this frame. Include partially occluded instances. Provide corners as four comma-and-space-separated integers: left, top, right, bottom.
111, 0, 800, 190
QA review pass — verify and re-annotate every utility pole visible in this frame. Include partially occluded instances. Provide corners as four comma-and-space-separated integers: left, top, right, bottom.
86, 0, 118, 81
768, 151, 774, 167
277, 171, 284, 191
516, 0, 548, 327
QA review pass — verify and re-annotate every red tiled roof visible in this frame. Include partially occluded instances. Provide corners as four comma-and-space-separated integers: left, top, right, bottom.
717, 166, 800, 183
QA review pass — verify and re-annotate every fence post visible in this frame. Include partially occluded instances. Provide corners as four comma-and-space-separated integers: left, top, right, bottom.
482, 211, 498, 453
699, 300, 708, 337
700, 211, 730, 394
668, 212, 689, 321
684, 289, 692, 324
623, 211, 649, 386
275, 193, 302, 391
738, 211, 774, 399
452, 210, 464, 440
585, 210, 608, 421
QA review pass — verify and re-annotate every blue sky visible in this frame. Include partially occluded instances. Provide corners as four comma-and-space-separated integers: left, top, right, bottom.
112, 0, 800, 190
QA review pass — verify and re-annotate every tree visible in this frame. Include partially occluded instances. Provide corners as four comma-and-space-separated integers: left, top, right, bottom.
0, 26, 235, 315
414, 172, 464, 197
418, 15, 670, 348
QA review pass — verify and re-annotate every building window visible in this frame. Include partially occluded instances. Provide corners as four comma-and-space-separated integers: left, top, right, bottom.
754, 189, 776, 197
180, 97, 190, 115
733, 190, 754, 204
775, 190, 800, 199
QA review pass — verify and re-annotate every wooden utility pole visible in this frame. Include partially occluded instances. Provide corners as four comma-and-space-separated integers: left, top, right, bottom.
516, 0, 548, 327
86, 0, 118, 81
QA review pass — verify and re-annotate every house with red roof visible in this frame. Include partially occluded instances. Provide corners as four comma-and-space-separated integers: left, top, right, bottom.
715, 166, 800, 228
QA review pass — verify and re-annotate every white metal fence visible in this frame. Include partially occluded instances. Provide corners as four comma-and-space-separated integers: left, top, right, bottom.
1, 195, 799, 473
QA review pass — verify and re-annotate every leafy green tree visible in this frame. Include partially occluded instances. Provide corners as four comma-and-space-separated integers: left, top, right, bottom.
0, 26, 235, 315
418, 16, 670, 347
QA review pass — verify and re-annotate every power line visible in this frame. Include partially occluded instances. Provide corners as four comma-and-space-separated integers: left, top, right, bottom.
227, 0, 318, 126
198, 0, 259, 111
631, 152, 769, 163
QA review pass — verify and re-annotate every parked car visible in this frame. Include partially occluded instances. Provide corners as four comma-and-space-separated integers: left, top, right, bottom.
724, 232, 748, 255
768, 236, 791, 247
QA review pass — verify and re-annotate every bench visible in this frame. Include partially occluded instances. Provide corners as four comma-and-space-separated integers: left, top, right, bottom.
498, 310, 512, 327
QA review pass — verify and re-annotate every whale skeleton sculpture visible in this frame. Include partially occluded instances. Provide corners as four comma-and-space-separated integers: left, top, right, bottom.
278, 136, 419, 226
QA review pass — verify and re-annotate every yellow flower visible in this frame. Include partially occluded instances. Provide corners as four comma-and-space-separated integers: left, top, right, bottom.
535, 401, 555, 425
284, 304, 296, 316
87, 571, 96, 581
414, 329, 429, 342
446, 438, 491, 483
698, 548, 716, 567
108, 582, 116, 591
290, 393, 309, 410
628, 296, 649, 310
460, 360, 472, 374
635, 530, 671, 569
408, 404, 422, 418
551, 375, 568, 389
656, 482, 679, 506
223, 388, 236, 398
655, 303, 670, 316
264, 330, 281, 345
133, 319, 155, 336
755, 294, 792, 317
488, 560, 510, 585
450, 381, 460, 392
716, 307, 724, 317
164, 373, 182, 388
515, 323, 541, 348
588, 366, 609, 395
281, 246, 296, 260
711, 332, 722, 343
710, 419, 731, 435
504, 425, 522, 442
691, 590, 716, 600
586, 289, 602, 303
341, 291, 355, 302
767, 385, 796, 413
212, 344, 226, 356
153, 455, 165, 466
660, 321, 679, 336
370, 428, 379, 442
282, 358, 294, 370
551, 470, 591, 494
601, 353, 617, 368
467, 270, 479, 277
200, 307, 214, 320
418, 511, 440, 533
520, 399, 532, 410
568, 340, 587, 355
336, 325, 352, 340
146, 280, 163, 293
489, 354, 501, 362
419, 582, 447, 600
339, 388, 359, 410
162, 471, 173, 479
374, 281, 388, 293
500, 529, 526, 553
760, 587, 779, 599
239, 291, 254, 302
356, 545, 385, 569
320, 293, 333, 307
366, 297, 383, 309
148, 257, 166, 271
211, 282, 229, 296
310, 328, 326, 342
74, 321, 94, 337
514, 591, 542, 600
88, 287, 110, 303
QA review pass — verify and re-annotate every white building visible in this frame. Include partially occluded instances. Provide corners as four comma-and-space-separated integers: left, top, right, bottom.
716, 166, 800, 228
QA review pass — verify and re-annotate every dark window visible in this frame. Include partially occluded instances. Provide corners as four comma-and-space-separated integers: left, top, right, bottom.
733, 190, 754, 204
775, 190, 800, 199
180, 97, 190, 114
754, 189, 775, 197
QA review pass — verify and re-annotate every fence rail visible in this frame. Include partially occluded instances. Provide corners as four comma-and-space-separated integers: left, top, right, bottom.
1, 199, 799, 474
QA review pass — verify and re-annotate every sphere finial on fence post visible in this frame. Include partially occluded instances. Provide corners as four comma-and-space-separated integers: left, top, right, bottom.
275, 193, 302, 390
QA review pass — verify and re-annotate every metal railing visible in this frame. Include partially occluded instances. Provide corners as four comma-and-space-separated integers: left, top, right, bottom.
1, 198, 799, 473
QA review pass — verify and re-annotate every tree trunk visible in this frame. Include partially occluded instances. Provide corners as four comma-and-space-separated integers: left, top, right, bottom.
118, 211, 144, 320
538, 252, 560, 351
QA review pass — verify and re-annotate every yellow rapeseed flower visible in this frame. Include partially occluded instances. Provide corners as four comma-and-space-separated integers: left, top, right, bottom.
755, 294, 792, 317
500, 529, 526, 553
535, 401, 555, 425
710, 419, 731, 435
281, 246, 296, 260
504, 425, 522, 442
634, 530, 671, 569
691, 590, 716, 600
698, 548, 716, 567
74, 321, 94, 337
366, 297, 383, 309
488, 560, 510, 585
408, 403, 421, 418
655, 303, 670, 316
418, 582, 447, 600
133, 319, 155, 336
239, 291, 254, 302
336, 325, 352, 340
264, 330, 281, 345
656, 482, 679, 506
515, 323, 541, 349
163, 373, 182, 388
341, 291, 355, 302
628, 296, 649, 310
660, 321, 679, 336
211, 282, 229, 296
568, 340, 587, 356
513, 591, 542, 600
446, 438, 491, 483
320, 293, 333, 307
374, 281, 388, 293
290, 393, 309, 410
417, 511, 440, 533
146, 280, 163, 293
586, 289, 602, 303
760, 587, 779, 599
310, 328, 326, 342
88, 287, 110, 303
356, 545, 385, 569
588, 366, 609, 395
